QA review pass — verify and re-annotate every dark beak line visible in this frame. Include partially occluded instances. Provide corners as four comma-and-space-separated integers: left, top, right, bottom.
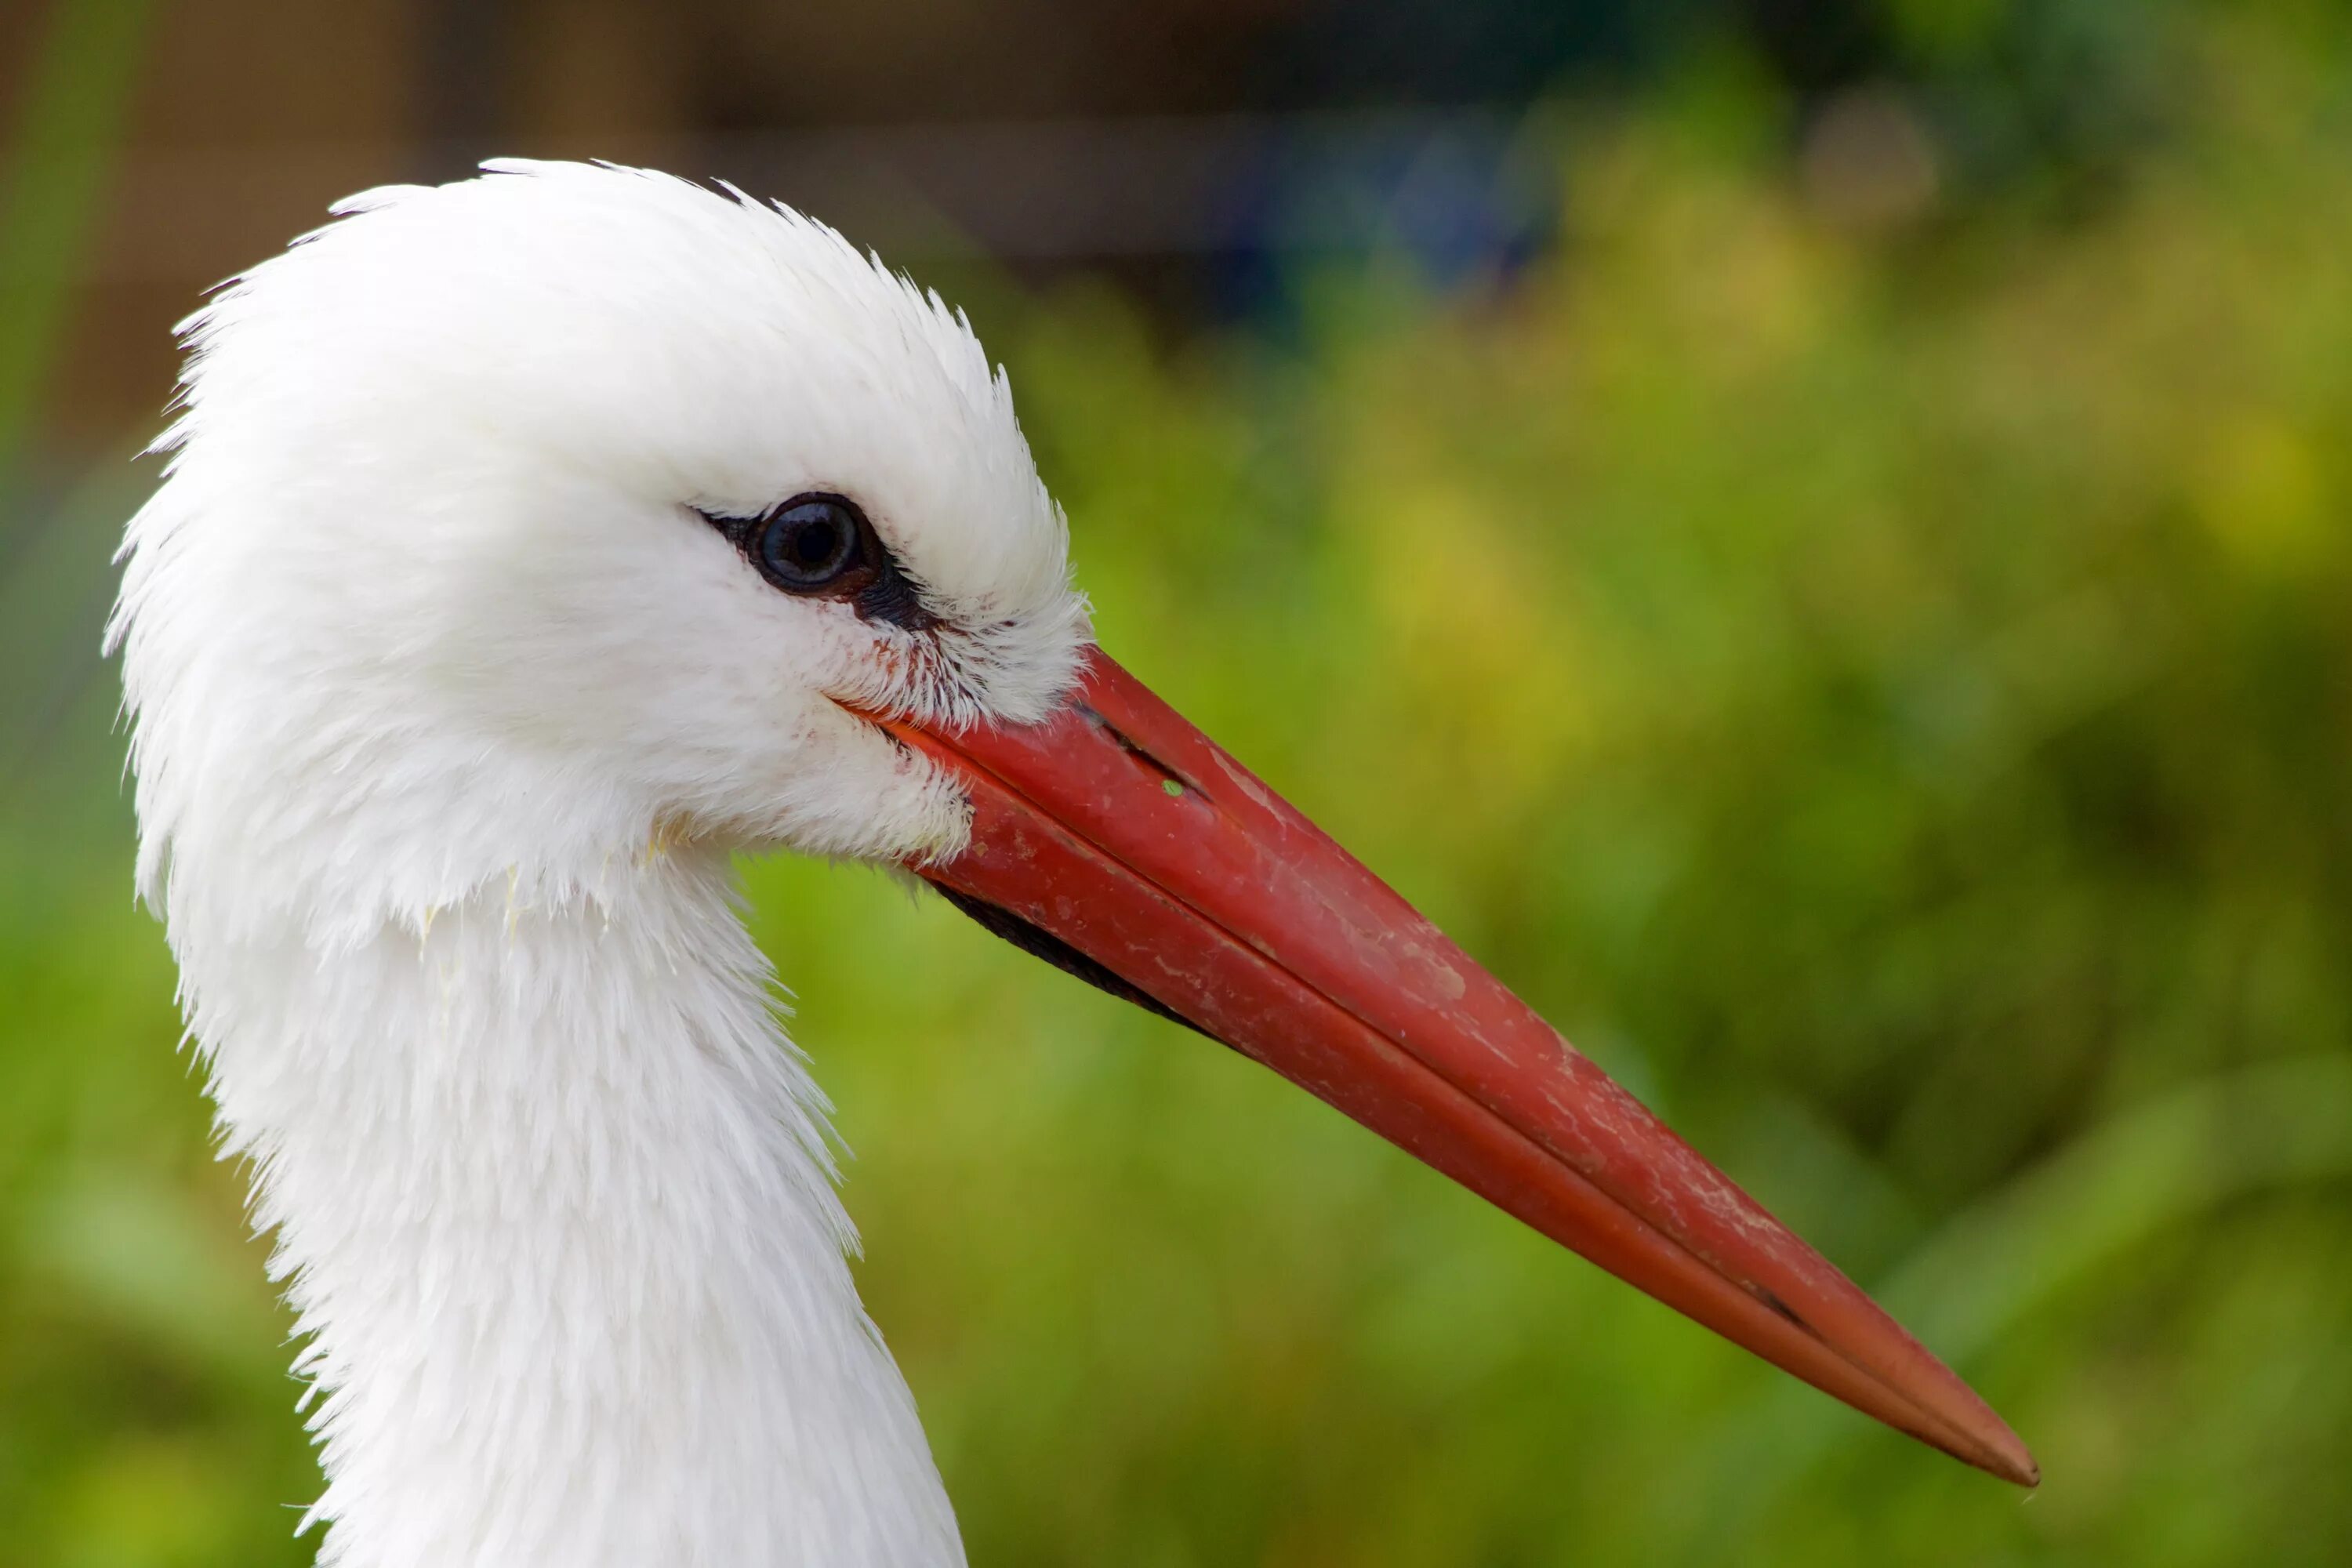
884, 649, 2038, 1487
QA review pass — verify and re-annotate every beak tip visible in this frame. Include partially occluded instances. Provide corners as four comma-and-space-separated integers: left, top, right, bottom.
1919, 1364, 2040, 1487
1949, 1404, 2038, 1487
1994, 1438, 2042, 1490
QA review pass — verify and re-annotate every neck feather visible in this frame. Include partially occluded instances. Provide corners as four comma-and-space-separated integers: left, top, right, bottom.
174, 848, 964, 1567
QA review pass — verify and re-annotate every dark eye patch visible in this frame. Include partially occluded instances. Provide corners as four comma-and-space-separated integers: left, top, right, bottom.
697, 492, 940, 631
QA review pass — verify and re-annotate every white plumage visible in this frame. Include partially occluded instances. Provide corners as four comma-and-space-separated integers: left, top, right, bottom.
114, 160, 1090, 1566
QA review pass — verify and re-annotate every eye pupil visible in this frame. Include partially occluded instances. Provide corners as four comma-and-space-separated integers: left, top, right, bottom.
754, 495, 864, 590
793, 521, 837, 565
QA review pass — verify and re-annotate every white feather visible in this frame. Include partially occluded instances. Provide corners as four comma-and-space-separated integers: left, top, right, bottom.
112, 159, 1094, 1566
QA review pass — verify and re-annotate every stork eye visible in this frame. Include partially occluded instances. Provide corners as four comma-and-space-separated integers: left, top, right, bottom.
698, 491, 940, 630
755, 495, 866, 590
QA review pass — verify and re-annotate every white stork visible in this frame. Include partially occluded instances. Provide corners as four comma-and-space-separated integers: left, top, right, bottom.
109, 160, 2034, 1567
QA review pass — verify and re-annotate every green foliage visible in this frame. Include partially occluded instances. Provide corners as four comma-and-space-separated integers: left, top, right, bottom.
4, 20, 2350, 1567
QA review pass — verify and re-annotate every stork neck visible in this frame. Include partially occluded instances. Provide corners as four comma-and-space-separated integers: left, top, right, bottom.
182, 851, 964, 1567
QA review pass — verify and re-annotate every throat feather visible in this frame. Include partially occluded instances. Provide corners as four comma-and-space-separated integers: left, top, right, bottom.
176, 855, 965, 1568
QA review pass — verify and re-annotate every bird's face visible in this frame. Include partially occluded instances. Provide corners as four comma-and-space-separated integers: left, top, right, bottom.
118, 162, 2033, 1486
125, 162, 1087, 898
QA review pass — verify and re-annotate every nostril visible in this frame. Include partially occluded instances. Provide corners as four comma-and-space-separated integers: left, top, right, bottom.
1075, 702, 1209, 804
1748, 1284, 1819, 1339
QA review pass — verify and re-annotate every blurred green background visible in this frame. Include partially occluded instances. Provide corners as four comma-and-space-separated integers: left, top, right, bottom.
5, 1, 2350, 1563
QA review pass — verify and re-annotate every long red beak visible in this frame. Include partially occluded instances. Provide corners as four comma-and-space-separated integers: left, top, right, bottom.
887, 648, 2036, 1486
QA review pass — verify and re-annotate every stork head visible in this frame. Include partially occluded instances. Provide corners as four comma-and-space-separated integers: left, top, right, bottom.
116, 159, 1086, 933
113, 161, 2035, 1486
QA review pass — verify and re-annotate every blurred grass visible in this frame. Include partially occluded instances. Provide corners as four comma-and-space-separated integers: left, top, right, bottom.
5, 9, 2352, 1566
